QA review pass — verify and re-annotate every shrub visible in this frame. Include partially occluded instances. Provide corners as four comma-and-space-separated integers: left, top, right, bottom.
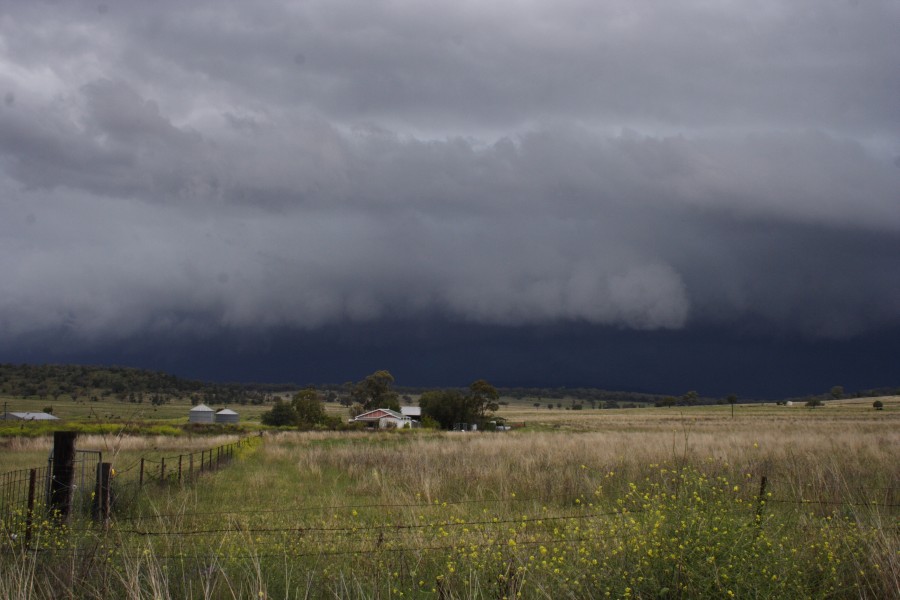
261, 400, 298, 426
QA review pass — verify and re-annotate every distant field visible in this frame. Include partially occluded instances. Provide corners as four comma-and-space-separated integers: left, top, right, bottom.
0, 395, 283, 422
2, 392, 895, 425
1, 400, 897, 598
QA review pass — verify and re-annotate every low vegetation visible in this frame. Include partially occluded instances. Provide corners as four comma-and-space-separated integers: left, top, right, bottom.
1, 403, 897, 598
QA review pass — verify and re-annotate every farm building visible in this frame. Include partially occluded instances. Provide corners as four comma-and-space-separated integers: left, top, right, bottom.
400, 406, 421, 419
215, 408, 239, 424
1, 411, 59, 421
188, 403, 215, 423
352, 408, 418, 429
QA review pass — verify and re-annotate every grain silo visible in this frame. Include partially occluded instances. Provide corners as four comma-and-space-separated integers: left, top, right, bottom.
215, 408, 239, 424
189, 403, 215, 423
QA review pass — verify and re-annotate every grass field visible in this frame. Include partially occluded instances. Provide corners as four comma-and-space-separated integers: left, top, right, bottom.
1, 398, 898, 598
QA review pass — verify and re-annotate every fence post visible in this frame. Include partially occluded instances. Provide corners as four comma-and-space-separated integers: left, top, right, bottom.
189, 453, 194, 479
25, 468, 37, 544
160, 457, 166, 483
178, 455, 183, 484
756, 475, 768, 524
92, 462, 112, 525
49, 431, 77, 522
139, 458, 144, 487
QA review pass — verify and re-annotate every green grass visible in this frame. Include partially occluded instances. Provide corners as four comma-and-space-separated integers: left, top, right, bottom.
1, 404, 898, 598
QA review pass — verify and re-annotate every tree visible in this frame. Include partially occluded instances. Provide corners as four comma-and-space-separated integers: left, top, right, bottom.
681, 390, 699, 406
830, 386, 844, 400
261, 400, 298, 426
805, 398, 823, 408
419, 380, 500, 430
292, 388, 326, 426
657, 396, 677, 408
419, 390, 457, 429
873, 400, 884, 410
727, 394, 737, 418
467, 379, 500, 422
352, 370, 400, 411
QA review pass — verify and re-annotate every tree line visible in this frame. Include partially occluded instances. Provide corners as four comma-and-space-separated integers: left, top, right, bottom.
261, 370, 502, 431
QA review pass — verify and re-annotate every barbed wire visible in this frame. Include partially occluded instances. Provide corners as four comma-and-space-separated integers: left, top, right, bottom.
112, 495, 547, 522
88, 509, 632, 537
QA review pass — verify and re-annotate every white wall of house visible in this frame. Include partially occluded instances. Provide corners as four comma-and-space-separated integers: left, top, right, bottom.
379, 416, 413, 428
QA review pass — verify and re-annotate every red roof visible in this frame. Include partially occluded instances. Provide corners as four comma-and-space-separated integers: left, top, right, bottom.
352, 408, 405, 421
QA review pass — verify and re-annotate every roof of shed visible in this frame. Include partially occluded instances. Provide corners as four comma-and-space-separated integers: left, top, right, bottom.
8, 412, 59, 420
352, 408, 406, 421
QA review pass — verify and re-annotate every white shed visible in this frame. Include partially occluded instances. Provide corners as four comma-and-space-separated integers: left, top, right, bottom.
189, 403, 215, 423
215, 408, 239, 424
2, 411, 59, 421
400, 406, 421, 418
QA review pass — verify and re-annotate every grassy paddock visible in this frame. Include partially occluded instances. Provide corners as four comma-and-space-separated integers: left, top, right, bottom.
1, 408, 898, 598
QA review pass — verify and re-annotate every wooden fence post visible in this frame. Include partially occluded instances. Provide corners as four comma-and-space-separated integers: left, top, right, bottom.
139, 458, 144, 487
160, 457, 166, 483
178, 455, 183, 484
25, 468, 37, 544
92, 462, 112, 525
189, 453, 194, 479
756, 475, 768, 524
49, 431, 77, 522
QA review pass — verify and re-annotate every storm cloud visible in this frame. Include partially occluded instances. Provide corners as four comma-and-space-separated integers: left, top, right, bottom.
1, 0, 899, 391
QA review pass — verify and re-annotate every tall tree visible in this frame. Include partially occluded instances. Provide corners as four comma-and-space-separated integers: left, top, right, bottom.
352, 370, 400, 411
419, 379, 500, 430
292, 387, 326, 426
466, 379, 500, 422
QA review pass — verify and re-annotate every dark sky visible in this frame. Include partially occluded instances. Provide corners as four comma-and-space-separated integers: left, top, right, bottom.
1, 1, 899, 398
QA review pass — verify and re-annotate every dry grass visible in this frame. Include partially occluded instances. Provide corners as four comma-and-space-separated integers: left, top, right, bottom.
2, 408, 897, 599
264, 410, 899, 509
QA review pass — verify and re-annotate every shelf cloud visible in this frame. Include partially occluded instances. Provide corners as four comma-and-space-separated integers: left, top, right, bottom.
1, 0, 898, 392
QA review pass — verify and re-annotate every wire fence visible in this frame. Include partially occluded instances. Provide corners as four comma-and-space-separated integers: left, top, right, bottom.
26, 477, 899, 566
2, 434, 897, 568
130, 434, 261, 487
0, 433, 261, 540
0, 449, 105, 539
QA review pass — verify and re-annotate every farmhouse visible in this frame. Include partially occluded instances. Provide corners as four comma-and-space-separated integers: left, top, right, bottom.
352, 408, 418, 429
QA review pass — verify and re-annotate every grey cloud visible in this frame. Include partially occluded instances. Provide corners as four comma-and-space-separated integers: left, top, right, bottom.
0, 0, 898, 348
3, 1, 899, 135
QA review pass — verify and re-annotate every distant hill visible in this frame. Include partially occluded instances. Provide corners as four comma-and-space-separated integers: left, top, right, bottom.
0, 363, 292, 406
2, 363, 896, 408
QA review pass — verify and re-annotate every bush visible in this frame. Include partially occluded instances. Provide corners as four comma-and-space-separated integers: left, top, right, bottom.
872, 400, 884, 410
261, 400, 298, 426
420, 415, 441, 429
